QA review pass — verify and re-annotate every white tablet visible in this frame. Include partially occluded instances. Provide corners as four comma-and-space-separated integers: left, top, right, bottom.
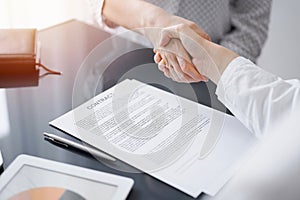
0, 154, 134, 200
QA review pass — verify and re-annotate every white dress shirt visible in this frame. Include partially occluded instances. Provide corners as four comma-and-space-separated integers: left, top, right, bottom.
211, 56, 300, 200
216, 56, 300, 137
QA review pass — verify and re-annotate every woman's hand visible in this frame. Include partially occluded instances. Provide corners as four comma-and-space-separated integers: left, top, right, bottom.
142, 14, 210, 83
158, 24, 238, 84
153, 40, 208, 83
101, 0, 211, 82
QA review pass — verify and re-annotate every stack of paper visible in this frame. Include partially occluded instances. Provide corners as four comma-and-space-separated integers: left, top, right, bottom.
0, 151, 3, 173
50, 79, 257, 198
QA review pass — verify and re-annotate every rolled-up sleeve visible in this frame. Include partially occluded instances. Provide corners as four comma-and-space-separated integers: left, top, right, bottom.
220, 0, 272, 62
216, 57, 300, 137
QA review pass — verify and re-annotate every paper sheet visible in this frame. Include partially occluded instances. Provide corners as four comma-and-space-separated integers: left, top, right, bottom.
50, 79, 257, 198
0, 151, 2, 167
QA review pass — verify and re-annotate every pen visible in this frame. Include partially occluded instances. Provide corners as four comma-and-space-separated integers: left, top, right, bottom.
43, 132, 116, 162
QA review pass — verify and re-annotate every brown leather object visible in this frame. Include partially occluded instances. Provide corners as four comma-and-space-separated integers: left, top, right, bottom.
0, 29, 37, 75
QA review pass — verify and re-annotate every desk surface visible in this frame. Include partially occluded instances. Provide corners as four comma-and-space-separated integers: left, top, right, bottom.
0, 20, 222, 200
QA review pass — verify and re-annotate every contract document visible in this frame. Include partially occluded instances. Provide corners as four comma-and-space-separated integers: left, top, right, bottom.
50, 79, 257, 198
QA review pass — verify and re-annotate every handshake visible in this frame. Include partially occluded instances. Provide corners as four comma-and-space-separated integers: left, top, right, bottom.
148, 23, 238, 85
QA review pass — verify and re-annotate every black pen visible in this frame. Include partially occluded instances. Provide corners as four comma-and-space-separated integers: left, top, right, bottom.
43, 132, 116, 162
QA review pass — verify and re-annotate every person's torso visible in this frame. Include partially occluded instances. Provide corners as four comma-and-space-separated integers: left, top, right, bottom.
146, 0, 232, 42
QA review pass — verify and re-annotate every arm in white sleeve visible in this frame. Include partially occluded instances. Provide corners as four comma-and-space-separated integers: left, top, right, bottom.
216, 57, 300, 137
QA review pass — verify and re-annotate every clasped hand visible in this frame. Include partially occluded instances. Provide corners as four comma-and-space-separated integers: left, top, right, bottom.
142, 15, 210, 83
154, 23, 238, 84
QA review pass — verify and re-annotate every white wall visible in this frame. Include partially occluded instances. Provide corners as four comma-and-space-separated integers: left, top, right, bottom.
0, 0, 92, 29
258, 0, 300, 79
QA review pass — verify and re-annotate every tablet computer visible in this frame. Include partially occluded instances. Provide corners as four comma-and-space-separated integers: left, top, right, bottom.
0, 154, 134, 200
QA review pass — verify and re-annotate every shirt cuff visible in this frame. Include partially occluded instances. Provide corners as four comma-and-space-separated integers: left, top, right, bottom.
215, 56, 253, 103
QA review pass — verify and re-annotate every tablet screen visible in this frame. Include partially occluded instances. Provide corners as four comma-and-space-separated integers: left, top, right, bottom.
0, 164, 118, 200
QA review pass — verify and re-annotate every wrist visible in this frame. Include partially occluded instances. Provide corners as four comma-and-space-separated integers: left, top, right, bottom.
138, 4, 173, 38
138, 6, 171, 46
202, 40, 238, 84
142, 7, 171, 28
216, 47, 238, 77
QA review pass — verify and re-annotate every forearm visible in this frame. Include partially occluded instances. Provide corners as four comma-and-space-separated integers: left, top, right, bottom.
216, 57, 300, 137
192, 35, 300, 137
102, 0, 170, 31
206, 40, 300, 137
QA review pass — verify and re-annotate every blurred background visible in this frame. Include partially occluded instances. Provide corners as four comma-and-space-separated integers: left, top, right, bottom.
1, 0, 300, 136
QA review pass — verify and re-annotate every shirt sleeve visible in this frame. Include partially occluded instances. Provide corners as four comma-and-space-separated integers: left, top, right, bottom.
216, 57, 300, 137
220, 0, 272, 62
